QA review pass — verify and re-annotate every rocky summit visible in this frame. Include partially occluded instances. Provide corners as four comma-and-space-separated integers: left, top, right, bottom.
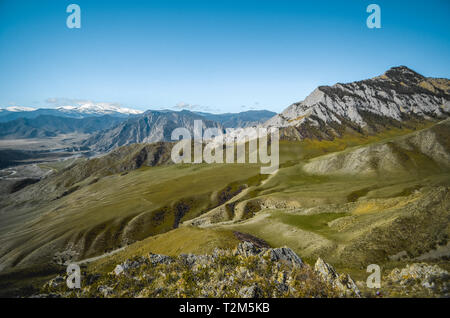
265, 66, 450, 140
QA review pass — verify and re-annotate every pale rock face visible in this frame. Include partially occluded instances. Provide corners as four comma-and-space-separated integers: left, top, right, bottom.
314, 258, 361, 297
84, 110, 222, 152
114, 264, 125, 275
265, 66, 450, 135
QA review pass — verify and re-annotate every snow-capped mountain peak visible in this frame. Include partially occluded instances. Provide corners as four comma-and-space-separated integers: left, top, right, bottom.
57, 102, 143, 116
2, 106, 37, 112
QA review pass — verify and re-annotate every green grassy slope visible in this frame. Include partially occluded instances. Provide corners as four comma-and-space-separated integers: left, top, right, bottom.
1, 120, 449, 297
0, 163, 263, 270
186, 120, 450, 271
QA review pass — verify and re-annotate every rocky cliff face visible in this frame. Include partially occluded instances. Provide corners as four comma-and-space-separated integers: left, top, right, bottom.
265, 66, 450, 139
196, 110, 276, 128
84, 110, 222, 152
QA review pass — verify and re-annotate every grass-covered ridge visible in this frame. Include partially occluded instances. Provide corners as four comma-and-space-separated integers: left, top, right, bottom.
1, 119, 449, 297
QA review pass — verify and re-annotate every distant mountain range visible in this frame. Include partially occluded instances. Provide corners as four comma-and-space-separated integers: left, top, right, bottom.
0, 115, 126, 139
0, 103, 143, 122
265, 66, 449, 139
0, 106, 275, 152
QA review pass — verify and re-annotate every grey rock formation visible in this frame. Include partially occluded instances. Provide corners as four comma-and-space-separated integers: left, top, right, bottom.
196, 110, 276, 128
148, 253, 173, 266
84, 110, 222, 152
314, 258, 361, 297
265, 66, 450, 139
114, 256, 148, 275
234, 241, 263, 257
265, 247, 304, 268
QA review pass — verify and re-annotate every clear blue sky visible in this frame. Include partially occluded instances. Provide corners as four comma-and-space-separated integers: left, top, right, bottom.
0, 0, 449, 113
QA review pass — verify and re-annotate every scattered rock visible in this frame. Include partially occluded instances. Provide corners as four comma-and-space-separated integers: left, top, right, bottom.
114, 256, 148, 275
53, 245, 80, 265
239, 284, 263, 298
148, 253, 173, 266
45, 275, 65, 288
114, 264, 125, 276
387, 263, 449, 295
179, 254, 199, 267
98, 285, 114, 297
388, 263, 449, 285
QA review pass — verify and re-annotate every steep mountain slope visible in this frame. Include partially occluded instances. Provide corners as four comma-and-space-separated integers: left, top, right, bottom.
266, 66, 450, 140
195, 110, 276, 128
0, 115, 126, 139
83, 110, 222, 152
302, 118, 450, 176
0, 142, 175, 206
0, 141, 265, 272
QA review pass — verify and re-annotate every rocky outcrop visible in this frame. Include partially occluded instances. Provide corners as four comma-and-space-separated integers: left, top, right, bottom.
38, 242, 354, 298
40, 242, 450, 298
234, 242, 304, 267
234, 241, 262, 257
314, 258, 361, 297
265, 247, 304, 268
386, 263, 449, 296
